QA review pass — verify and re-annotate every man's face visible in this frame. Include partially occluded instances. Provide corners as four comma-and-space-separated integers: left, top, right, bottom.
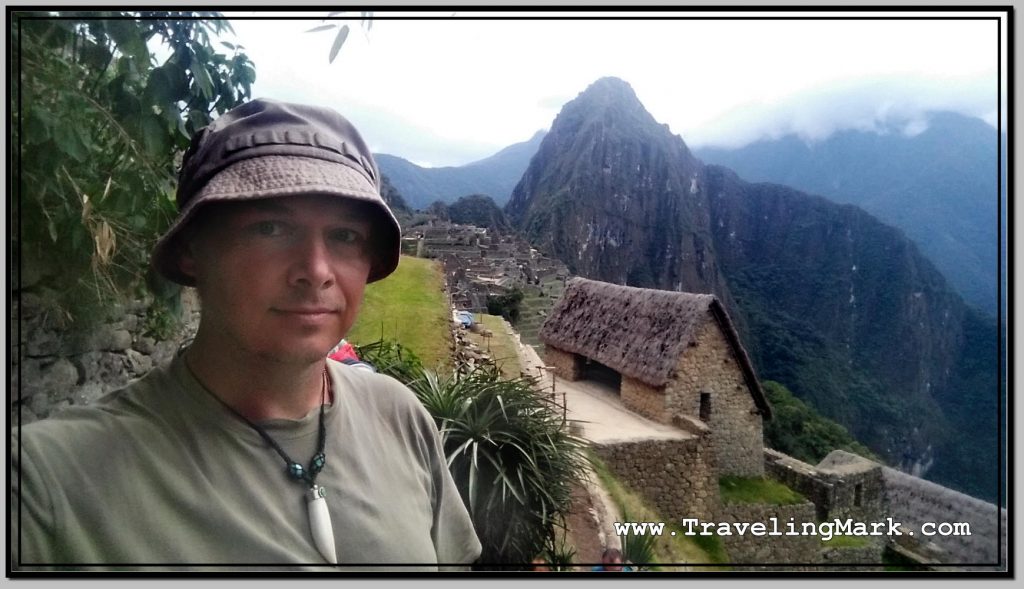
180, 194, 374, 366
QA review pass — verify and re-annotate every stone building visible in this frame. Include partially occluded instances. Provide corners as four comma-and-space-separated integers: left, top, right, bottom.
539, 277, 771, 476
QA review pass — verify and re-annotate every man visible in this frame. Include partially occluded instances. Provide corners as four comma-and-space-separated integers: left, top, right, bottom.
12, 99, 482, 570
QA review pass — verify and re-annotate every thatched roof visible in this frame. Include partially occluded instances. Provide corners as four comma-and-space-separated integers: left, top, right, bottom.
540, 278, 770, 418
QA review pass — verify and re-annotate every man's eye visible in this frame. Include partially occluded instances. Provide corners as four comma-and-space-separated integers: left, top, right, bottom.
330, 228, 363, 244
254, 221, 283, 236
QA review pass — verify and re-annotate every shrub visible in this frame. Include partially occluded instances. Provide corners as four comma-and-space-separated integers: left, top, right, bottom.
357, 340, 592, 566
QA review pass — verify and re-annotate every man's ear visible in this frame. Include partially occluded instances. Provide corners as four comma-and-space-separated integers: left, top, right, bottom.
176, 239, 199, 281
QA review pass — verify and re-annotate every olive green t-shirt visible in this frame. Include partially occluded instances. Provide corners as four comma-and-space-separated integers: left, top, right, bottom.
11, 355, 481, 571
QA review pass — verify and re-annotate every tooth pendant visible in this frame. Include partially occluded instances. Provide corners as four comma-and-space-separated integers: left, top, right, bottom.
307, 485, 337, 564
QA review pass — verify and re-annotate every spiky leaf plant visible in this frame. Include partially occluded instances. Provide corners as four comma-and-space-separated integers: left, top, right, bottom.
408, 364, 590, 566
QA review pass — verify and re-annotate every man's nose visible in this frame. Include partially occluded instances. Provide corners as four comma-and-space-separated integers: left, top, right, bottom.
288, 234, 334, 289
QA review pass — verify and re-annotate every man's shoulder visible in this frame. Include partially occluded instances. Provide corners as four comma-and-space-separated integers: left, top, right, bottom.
327, 360, 434, 425
16, 360, 181, 452
328, 360, 418, 404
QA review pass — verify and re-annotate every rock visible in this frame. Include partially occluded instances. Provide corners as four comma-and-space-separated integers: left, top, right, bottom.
134, 336, 156, 355
27, 392, 51, 418
25, 328, 61, 357
103, 329, 133, 351
125, 349, 153, 376
73, 352, 106, 383
71, 382, 107, 406
119, 314, 139, 332
22, 358, 80, 400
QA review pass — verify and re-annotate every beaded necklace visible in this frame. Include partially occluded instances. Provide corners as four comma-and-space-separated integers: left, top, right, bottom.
213, 368, 337, 564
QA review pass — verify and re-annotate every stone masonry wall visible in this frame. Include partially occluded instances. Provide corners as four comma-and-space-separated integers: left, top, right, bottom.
764, 449, 836, 520
663, 317, 763, 477
592, 429, 718, 523
764, 449, 885, 524
619, 375, 664, 423
882, 466, 1007, 567
715, 501, 822, 568
13, 290, 201, 424
544, 345, 580, 381
820, 544, 885, 571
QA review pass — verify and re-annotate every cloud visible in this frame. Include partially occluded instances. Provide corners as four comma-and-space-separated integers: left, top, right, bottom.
682, 73, 998, 150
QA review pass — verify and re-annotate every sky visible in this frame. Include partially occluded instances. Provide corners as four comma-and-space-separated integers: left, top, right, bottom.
219, 10, 1004, 168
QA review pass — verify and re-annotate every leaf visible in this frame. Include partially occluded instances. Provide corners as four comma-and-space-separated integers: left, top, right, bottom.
140, 113, 170, 159
190, 52, 214, 99
94, 220, 116, 266
305, 24, 336, 33
220, 41, 236, 50
328, 24, 350, 64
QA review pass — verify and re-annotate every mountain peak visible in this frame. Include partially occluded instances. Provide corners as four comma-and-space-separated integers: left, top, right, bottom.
567, 76, 644, 114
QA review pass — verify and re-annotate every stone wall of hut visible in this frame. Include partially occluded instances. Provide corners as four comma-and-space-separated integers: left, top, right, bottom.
544, 345, 580, 381
663, 317, 764, 477
619, 375, 664, 422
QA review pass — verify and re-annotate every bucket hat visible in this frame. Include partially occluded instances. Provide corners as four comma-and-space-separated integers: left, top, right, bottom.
151, 98, 401, 285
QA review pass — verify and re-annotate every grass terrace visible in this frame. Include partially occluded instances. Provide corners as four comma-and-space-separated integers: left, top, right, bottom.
347, 255, 452, 371
718, 476, 806, 506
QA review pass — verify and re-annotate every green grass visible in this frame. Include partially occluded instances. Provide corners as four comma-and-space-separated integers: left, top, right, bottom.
718, 476, 806, 506
464, 313, 524, 380
821, 534, 871, 548
587, 452, 728, 569
347, 255, 451, 371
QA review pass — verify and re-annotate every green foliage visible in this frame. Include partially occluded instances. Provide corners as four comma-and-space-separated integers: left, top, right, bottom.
486, 288, 525, 325
690, 534, 729, 565
447, 194, 509, 229
618, 508, 657, 570
351, 338, 425, 385
541, 534, 577, 572
307, 11, 373, 64
13, 12, 255, 325
718, 476, 805, 506
761, 380, 879, 464
357, 341, 590, 566
410, 365, 590, 566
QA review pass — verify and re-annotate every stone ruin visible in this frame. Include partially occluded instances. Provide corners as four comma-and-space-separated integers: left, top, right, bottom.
403, 220, 570, 346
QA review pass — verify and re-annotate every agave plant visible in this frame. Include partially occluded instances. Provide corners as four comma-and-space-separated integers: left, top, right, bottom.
409, 364, 591, 566
358, 340, 591, 566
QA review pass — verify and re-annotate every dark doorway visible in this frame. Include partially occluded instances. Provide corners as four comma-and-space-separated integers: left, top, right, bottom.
579, 357, 622, 391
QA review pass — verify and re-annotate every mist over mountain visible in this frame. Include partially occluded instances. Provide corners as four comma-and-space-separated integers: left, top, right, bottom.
695, 112, 1003, 316
505, 77, 1001, 502
375, 131, 546, 210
